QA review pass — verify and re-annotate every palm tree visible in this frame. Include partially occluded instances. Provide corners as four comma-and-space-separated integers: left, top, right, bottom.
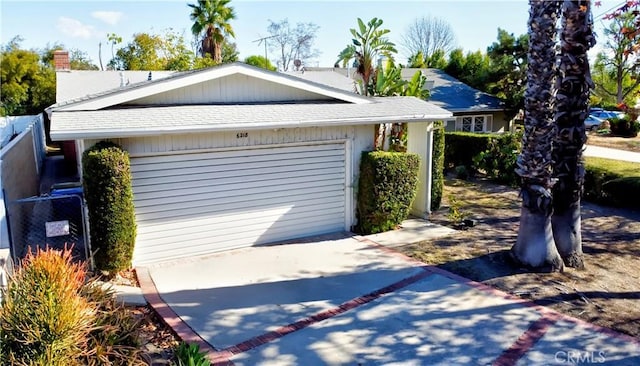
336, 18, 397, 96
511, 0, 564, 271
551, 0, 596, 269
188, 0, 236, 64
336, 18, 397, 149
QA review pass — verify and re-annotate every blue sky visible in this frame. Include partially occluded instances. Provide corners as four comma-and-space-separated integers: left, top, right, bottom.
0, 0, 627, 68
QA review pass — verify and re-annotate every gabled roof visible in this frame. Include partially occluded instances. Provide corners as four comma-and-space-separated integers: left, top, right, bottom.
51, 97, 452, 140
288, 67, 506, 114
50, 62, 453, 141
48, 62, 371, 114
401, 68, 506, 113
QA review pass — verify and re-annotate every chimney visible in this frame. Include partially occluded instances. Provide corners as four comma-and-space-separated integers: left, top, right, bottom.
53, 50, 70, 71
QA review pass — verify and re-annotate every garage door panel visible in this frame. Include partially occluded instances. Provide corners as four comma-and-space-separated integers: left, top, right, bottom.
131, 154, 343, 180
136, 194, 345, 223
133, 172, 344, 201
131, 147, 343, 173
137, 209, 346, 245
131, 143, 347, 265
138, 198, 344, 233
131, 143, 342, 165
133, 163, 345, 188
133, 220, 346, 262
134, 183, 344, 213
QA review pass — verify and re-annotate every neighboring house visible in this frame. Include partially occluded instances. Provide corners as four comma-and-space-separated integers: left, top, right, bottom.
288, 67, 511, 133
48, 61, 451, 265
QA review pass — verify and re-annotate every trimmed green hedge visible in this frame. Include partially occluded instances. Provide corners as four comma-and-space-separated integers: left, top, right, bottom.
431, 121, 445, 210
444, 132, 494, 170
82, 141, 137, 274
584, 157, 640, 208
357, 151, 420, 234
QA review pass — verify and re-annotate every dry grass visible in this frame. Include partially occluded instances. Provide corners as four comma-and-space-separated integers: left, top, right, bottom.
398, 177, 640, 339
587, 132, 640, 152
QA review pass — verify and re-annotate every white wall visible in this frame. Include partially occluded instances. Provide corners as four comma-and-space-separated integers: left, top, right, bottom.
83, 124, 376, 229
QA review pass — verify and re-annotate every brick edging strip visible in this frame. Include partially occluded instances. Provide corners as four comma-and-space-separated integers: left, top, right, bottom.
492, 312, 561, 366
221, 268, 434, 355
136, 266, 235, 365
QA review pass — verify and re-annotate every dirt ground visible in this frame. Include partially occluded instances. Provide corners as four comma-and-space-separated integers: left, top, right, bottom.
399, 178, 640, 339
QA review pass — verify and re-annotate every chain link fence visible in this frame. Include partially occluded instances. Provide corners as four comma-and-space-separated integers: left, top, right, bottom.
8, 194, 91, 267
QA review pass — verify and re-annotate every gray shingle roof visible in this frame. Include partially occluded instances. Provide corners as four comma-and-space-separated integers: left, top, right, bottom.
401, 68, 506, 112
50, 97, 452, 140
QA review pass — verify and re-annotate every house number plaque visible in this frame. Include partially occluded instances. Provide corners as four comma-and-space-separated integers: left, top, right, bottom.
236, 132, 248, 138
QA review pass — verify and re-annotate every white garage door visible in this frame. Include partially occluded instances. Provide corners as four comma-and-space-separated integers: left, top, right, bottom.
129, 143, 347, 265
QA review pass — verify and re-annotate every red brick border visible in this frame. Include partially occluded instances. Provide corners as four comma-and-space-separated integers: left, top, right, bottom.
221, 269, 434, 355
136, 267, 235, 365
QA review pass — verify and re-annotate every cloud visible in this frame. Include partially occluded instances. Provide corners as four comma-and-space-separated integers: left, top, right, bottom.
56, 17, 97, 39
91, 11, 123, 26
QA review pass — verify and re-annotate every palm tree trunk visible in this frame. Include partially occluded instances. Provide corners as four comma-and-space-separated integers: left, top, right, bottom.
552, 0, 596, 269
512, 0, 563, 271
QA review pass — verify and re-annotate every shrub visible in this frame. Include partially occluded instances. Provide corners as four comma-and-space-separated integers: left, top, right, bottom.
444, 132, 493, 170
609, 116, 640, 137
473, 131, 522, 187
173, 342, 211, 366
431, 121, 445, 211
584, 157, 640, 208
82, 141, 137, 275
357, 151, 420, 234
0, 248, 95, 366
80, 283, 145, 365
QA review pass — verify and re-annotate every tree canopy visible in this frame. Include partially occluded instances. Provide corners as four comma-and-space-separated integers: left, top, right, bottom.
401, 15, 456, 61
266, 19, 320, 71
243, 55, 276, 71
1, 37, 55, 116
336, 17, 397, 96
188, 0, 236, 63
590, 11, 640, 107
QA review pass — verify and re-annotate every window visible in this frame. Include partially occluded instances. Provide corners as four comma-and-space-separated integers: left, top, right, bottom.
457, 115, 492, 132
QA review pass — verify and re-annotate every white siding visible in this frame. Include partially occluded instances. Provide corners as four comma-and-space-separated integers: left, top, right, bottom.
126, 74, 335, 105
407, 122, 433, 218
130, 143, 347, 264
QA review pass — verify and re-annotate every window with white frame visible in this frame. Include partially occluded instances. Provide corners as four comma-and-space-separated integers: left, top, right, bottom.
456, 115, 493, 132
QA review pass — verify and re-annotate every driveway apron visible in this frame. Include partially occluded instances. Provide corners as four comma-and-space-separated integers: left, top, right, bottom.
138, 235, 640, 365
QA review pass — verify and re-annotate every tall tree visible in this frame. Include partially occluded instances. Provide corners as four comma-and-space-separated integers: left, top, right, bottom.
591, 12, 640, 105
551, 0, 595, 269
266, 19, 320, 71
511, 0, 564, 271
109, 30, 195, 71
401, 15, 456, 61
336, 17, 397, 96
188, 0, 236, 63
486, 28, 529, 114
0, 37, 55, 116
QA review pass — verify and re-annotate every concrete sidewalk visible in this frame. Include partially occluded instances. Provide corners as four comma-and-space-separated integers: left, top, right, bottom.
584, 144, 640, 163
138, 234, 640, 365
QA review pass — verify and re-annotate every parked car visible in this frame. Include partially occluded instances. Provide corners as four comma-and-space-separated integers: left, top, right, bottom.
585, 114, 606, 131
590, 109, 624, 120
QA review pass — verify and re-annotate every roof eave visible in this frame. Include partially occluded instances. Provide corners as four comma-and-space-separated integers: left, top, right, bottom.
50, 113, 453, 141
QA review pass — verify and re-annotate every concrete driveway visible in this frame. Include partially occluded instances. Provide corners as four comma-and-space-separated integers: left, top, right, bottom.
138, 234, 640, 365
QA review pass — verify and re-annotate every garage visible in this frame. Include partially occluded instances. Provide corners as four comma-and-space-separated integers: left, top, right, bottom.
129, 143, 347, 264
48, 62, 452, 265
